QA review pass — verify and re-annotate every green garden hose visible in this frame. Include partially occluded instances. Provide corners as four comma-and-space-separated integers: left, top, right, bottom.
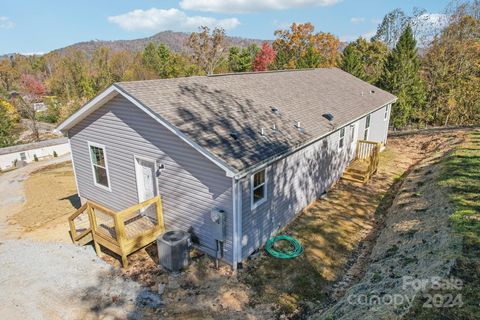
265, 235, 304, 259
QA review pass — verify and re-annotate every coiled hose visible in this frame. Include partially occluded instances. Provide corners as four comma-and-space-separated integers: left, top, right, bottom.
265, 235, 304, 259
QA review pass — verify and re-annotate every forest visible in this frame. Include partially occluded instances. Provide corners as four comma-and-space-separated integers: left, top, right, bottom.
0, 1, 478, 147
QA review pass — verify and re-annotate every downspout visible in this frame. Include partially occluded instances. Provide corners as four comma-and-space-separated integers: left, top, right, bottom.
231, 177, 243, 270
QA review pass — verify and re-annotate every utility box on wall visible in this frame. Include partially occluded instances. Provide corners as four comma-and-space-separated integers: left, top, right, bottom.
210, 208, 226, 241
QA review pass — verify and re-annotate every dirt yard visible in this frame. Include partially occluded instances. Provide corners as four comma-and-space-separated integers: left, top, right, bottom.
0, 129, 472, 319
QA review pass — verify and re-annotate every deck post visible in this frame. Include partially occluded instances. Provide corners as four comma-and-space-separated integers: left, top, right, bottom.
87, 205, 102, 257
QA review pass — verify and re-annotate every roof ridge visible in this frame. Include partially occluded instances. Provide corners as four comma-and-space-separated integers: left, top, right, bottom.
207, 68, 320, 77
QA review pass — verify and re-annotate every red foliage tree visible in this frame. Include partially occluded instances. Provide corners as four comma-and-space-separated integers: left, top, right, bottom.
253, 42, 276, 72
20, 74, 45, 98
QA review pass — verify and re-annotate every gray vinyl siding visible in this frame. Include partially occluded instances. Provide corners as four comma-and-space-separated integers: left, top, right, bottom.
68, 95, 235, 264
358, 104, 391, 143
239, 104, 390, 259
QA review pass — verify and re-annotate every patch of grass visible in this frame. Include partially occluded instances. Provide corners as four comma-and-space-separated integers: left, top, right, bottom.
385, 244, 399, 257
407, 129, 480, 319
371, 272, 382, 283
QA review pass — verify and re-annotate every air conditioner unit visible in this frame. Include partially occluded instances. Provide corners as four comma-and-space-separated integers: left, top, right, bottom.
157, 230, 191, 272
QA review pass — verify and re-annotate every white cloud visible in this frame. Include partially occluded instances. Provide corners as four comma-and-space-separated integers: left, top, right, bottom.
180, 0, 341, 13
108, 8, 240, 32
371, 18, 382, 24
0, 16, 14, 29
350, 17, 365, 24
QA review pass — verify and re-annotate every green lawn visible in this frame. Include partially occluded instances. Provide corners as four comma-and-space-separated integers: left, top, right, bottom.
407, 129, 480, 319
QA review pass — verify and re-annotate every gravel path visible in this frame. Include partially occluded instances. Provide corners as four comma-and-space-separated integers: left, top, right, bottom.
0, 240, 160, 319
0, 156, 162, 319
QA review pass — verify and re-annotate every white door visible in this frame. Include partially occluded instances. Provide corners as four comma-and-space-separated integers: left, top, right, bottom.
134, 157, 157, 215
350, 122, 359, 160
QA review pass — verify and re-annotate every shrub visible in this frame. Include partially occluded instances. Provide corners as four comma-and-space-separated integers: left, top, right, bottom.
53, 150, 58, 157
33, 154, 38, 162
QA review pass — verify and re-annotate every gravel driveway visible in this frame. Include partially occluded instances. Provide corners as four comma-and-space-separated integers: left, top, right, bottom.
0, 156, 161, 319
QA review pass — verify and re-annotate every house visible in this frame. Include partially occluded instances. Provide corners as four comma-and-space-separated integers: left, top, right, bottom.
0, 137, 70, 171
56, 68, 396, 268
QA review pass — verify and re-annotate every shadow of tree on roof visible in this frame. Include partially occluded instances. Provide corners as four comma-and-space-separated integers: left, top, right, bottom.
172, 83, 313, 171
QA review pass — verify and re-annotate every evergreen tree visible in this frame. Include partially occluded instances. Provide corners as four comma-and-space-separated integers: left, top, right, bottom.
340, 45, 365, 79
378, 25, 426, 128
141, 43, 177, 78
228, 44, 259, 72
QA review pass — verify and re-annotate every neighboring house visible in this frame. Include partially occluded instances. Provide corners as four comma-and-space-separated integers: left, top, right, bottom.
56, 68, 396, 267
0, 137, 70, 170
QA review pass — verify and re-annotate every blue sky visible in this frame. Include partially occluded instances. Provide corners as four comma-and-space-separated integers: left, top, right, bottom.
1, 0, 450, 55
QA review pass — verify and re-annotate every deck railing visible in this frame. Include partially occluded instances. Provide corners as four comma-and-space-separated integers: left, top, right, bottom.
68, 195, 165, 267
343, 140, 381, 183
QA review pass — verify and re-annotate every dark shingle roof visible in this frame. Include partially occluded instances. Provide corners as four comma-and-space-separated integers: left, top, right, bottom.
0, 137, 68, 156
115, 68, 396, 172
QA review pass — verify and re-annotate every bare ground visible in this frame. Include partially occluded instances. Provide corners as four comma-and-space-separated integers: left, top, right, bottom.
0, 130, 470, 319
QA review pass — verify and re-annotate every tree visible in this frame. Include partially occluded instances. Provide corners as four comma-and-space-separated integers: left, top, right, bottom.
92, 47, 113, 92
187, 26, 226, 75
253, 43, 276, 71
228, 44, 259, 72
272, 23, 340, 69
142, 43, 178, 78
15, 74, 46, 140
340, 45, 365, 79
341, 37, 388, 83
0, 102, 16, 147
0, 57, 18, 95
378, 25, 426, 128
422, 5, 480, 126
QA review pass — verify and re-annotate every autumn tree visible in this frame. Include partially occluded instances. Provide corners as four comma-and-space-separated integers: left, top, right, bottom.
0, 57, 18, 95
91, 47, 113, 92
253, 43, 276, 71
14, 74, 46, 140
187, 26, 226, 75
379, 25, 426, 128
228, 44, 259, 72
272, 23, 340, 69
0, 101, 17, 147
422, 3, 480, 126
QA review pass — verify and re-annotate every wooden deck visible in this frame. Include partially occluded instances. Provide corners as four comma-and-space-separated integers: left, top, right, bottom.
68, 195, 165, 267
342, 140, 381, 183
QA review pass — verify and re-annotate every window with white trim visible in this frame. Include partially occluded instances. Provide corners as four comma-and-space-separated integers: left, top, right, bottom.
364, 114, 371, 140
384, 105, 389, 120
251, 169, 266, 208
20, 152, 26, 161
339, 127, 345, 149
89, 143, 110, 189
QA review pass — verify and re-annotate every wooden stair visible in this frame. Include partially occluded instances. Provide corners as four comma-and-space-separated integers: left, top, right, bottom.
342, 140, 381, 184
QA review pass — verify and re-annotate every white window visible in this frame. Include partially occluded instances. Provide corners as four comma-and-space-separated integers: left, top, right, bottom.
88, 142, 111, 191
251, 169, 267, 209
364, 114, 370, 140
384, 105, 389, 120
339, 127, 345, 150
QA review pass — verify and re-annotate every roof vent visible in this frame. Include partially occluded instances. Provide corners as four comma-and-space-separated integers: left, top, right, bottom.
370, 90, 375, 94
322, 113, 334, 122
229, 132, 240, 140
272, 123, 277, 131
260, 128, 265, 135
295, 121, 301, 128
271, 107, 280, 114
